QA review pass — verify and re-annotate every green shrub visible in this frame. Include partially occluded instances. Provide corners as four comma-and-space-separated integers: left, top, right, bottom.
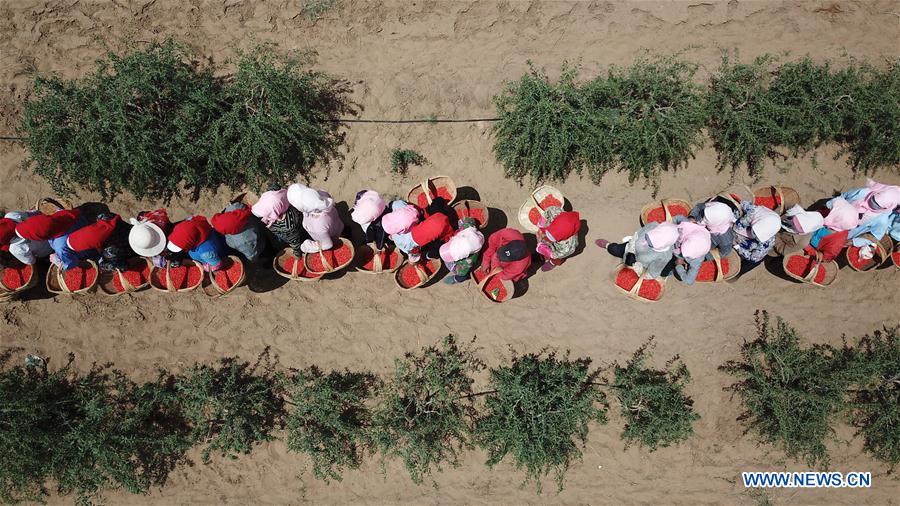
838, 59, 900, 174
20, 40, 351, 201
847, 327, 900, 468
492, 63, 610, 185
370, 336, 483, 484
0, 354, 192, 504
283, 367, 378, 482
613, 340, 699, 451
705, 55, 781, 176
204, 45, 352, 192
586, 56, 707, 188
21, 40, 219, 200
389, 148, 428, 175
720, 312, 858, 468
474, 351, 608, 492
175, 356, 284, 462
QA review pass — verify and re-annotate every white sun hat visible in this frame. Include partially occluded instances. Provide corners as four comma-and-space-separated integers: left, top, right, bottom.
128, 220, 166, 257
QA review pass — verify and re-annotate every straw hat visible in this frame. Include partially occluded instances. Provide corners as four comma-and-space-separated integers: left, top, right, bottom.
128, 219, 166, 257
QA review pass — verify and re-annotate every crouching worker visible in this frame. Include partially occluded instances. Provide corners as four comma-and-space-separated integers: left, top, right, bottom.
15, 208, 85, 270
671, 220, 712, 285
212, 203, 265, 264
1, 211, 53, 266
536, 208, 581, 272
440, 218, 484, 285
381, 201, 421, 261
596, 221, 678, 279
67, 214, 133, 272
167, 216, 227, 272
480, 228, 532, 282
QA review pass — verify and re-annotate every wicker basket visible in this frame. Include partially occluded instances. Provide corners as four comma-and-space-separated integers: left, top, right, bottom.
273, 248, 322, 281
782, 253, 838, 287
611, 264, 666, 302
35, 197, 73, 215
394, 258, 441, 290
639, 199, 692, 226
407, 176, 457, 209
0, 260, 37, 297
98, 257, 152, 296
303, 238, 356, 275
844, 233, 892, 272
203, 255, 246, 297
471, 267, 514, 303
452, 200, 490, 229
356, 244, 402, 274
46, 259, 99, 294
517, 185, 565, 233
149, 260, 204, 293
753, 186, 800, 214
694, 249, 742, 283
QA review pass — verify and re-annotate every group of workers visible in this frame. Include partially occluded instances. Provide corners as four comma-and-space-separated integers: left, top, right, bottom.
3, 178, 895, 294
0, 182, 584, 288
597, 179, 900, 284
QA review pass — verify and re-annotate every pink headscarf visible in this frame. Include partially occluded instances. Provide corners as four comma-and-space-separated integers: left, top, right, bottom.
381, 204, 419, 235
855, 179, 900, 220
351, 190, 387, 226
644, 222, 679, 252
439, 227, 485, 263
824, 197, 860, 231
676, 221, 711, 260
251, 190, 290, 226
702, 202, 736, 235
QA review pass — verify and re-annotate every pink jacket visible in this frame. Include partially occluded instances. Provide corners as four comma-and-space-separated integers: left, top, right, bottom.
300, 206, 344, 253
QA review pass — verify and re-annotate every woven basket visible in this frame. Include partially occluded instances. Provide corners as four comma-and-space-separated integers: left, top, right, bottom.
471, 266, 514, 303
782, 253, 838, 287
517, 185, 565, 233
639, 199, 692, 226
694, 249, 742, 283
35, 197, 73, 215
47, 259, 99, 294
356, 244, 402, 274
230, 191, 259, 208
407, 176, 457, 209
203, 255, 246, 297
149, 260, 204, 293
303, 238, 356, 275
753, 186, 800, 214
394, 258, 441, 290
98, 257, 152, 296
273, 248, 322, 281
844, 233, 892, 272
0, 260, 37, 296
611, 264, 666, 302
452, 200, 490, 229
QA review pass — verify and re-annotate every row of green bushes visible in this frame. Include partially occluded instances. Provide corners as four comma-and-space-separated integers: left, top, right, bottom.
2, 314, 897, 503
493, 55, 899, 193
20, 40, 353, 201
20, 43, 898, 202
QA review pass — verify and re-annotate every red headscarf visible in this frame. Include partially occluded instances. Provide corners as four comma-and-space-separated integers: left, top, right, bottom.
211, 208, 252, 235
168, 216, 212, 251
15, 209, 81, 241
544, 211, 581, 242
0, 218, 15, 251
411, 213, 452, 246
67, 215, 120, 252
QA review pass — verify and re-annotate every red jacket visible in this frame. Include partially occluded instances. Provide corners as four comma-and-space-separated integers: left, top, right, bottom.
481, 228, 531, 282
805, 229, 848, 263
411, 213, 452, 246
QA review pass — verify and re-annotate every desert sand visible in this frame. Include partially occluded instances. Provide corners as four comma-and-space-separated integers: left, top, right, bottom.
1, 0, 899, 504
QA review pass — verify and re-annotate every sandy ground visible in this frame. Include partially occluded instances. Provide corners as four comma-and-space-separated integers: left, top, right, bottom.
1, 0, 899, 504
